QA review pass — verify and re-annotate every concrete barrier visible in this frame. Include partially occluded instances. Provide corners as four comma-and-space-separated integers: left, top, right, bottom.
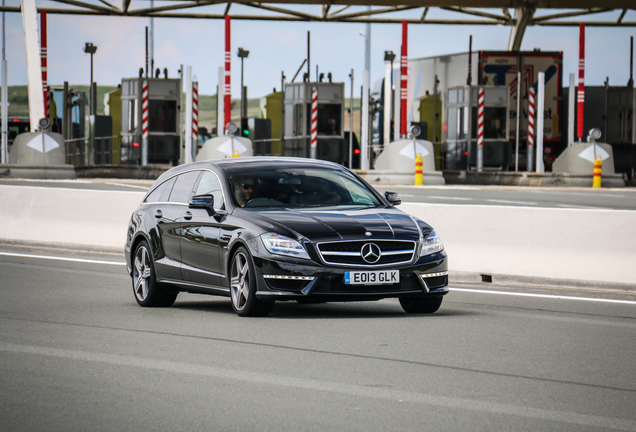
1, 184, 634, 288
0, 185, 144, 252
401, 203, 636, 287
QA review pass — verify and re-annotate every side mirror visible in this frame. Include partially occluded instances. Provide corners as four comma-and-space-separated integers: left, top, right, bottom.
384, 191, 402, 206
189, 194, 215, 213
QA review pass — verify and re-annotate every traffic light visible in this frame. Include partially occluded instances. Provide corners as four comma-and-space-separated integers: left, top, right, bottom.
240, 118, 249, 137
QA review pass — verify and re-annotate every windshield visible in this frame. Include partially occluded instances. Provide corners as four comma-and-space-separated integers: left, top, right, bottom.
226, 167, 383, 209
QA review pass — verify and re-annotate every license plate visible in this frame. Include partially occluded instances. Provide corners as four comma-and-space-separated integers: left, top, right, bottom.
344, 270, 399, 285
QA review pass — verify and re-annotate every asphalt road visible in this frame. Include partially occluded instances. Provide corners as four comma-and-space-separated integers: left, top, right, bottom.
2, 178, 635, 210
1, 249, 635, 431
374, 186, 636, 211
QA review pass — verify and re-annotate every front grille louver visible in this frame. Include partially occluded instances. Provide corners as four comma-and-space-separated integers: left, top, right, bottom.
317, 240, 416, 267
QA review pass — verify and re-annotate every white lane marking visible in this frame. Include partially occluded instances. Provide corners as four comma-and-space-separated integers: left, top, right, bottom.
104, 182, 150, 190
557, 204, 611, 210
0, 252, 125, 266
428, 196, 473, 200
0, 178, 92, 183
452, 288, 636, 305
486, 199, 537, 205
1, 342, 634, 430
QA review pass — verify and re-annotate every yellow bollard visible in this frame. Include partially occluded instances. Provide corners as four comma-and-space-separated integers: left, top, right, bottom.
592, 155, 602, 188
414, 153, 423, 186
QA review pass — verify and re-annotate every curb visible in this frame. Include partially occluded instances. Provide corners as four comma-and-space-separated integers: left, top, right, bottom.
0, 238, 124, 256
450, 270, 636, 293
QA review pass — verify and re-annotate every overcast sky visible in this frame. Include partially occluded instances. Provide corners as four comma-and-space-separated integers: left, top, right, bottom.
3, 4, 636, 98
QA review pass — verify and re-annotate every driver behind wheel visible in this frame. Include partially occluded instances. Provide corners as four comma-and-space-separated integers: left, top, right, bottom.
233, 175, 256, 207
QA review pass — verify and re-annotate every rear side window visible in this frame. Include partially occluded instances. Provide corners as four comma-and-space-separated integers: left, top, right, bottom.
145, 179, 171, 203
195, 171, 224, 210
168, 171, 201, 203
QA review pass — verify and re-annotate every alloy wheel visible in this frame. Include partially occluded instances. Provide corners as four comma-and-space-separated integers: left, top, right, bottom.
230, 251, 250, 311
133, 245, 152, 302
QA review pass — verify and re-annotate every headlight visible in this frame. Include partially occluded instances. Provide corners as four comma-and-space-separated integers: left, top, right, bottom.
420, 230, 444, 257
261, 233, 310, 260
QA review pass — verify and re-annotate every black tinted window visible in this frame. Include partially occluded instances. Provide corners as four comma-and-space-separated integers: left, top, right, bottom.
195, 171, 224, 210
168, 171, 201, 203
159, 177, 176, 202
145, 180, 168, 203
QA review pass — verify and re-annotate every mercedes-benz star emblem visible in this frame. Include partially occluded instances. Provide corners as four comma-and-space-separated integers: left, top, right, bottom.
365, 231, 372, 237
361, 243, 382, 264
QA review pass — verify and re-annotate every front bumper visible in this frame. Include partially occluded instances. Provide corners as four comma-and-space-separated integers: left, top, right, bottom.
252, 252, 448, 302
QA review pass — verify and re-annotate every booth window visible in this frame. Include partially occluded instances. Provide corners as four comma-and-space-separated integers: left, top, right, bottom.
149, 100, 177, 133
305, 103, 342, 136
472, 107, 507, 139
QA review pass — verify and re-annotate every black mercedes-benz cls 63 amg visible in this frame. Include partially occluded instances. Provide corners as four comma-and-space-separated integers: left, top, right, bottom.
124, 157, 448, 316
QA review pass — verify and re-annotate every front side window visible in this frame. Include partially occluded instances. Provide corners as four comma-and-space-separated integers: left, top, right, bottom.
195, 171, 224, 210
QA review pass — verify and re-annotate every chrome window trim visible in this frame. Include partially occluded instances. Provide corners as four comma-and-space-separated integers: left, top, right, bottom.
144, 168, 227, 210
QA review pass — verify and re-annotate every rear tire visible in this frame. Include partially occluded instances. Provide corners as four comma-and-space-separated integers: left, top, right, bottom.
132, 240, 178, 307
230, 247, 274, 317
399, 296, 443, 314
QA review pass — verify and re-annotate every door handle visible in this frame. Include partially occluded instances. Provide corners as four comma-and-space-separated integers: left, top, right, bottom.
155, 209, 163, 219
184, 211, 193, 220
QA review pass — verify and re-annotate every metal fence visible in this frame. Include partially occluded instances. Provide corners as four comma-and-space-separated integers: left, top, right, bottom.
65, 136, 120, 167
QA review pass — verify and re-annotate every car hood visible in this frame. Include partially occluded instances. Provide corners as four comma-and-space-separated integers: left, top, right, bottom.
245, 206, 424, 242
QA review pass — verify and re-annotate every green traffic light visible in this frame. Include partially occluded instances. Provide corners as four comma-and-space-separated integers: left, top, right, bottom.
243, 130, 249, 136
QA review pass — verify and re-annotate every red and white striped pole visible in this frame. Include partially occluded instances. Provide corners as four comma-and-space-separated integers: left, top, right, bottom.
192, 80, 199, 149
577, 23, 585, 141
400, 20, 408, 138
477, 88, 484, 172
40, 11, 48, 122
528, 86, 535, 172
310, 86, 318, 159
224, 15, 231, 133
141, 81, 149, 165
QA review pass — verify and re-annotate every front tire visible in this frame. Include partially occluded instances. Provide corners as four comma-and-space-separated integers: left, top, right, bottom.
399, 296, 443, 314
132, 240, 177, 307
230, 246, 273, 317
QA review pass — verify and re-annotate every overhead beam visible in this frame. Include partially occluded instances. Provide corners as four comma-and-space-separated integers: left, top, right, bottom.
0, 4, 635, 27
617, 9, 627, 24
127, 1, 222, 16
440, 6, 508, 22
532, 8, 613, 23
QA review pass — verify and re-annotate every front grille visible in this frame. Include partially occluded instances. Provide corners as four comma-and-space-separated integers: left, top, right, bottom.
312, 272, 423, 294
317, 240, 416, 266
422, 275, 448, 290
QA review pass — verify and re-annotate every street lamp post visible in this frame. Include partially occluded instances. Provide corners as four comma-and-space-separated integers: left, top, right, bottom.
84, 42, 97, 115
383, 51, 395, 145
83, 42, 97, 165
238, 47, 249, 120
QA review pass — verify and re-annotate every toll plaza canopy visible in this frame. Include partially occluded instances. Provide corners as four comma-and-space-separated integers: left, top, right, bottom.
3, 1, 634, 51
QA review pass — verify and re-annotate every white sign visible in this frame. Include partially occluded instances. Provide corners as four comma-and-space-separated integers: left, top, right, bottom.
578, 144, 610, 163
216, 138, 247, 157
399, 141, 430, 160
26, 133, 59, 153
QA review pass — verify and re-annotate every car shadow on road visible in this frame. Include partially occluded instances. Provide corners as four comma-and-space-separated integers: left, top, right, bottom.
172, 297, 477, 319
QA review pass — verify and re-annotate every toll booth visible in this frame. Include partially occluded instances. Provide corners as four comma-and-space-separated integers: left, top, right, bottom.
283, 81, 348, 165
444, 86, 510, 170
120, 77, 181, 165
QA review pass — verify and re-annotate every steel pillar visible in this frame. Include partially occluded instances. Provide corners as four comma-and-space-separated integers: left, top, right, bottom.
508, 7, 535, 51
20, 0, 44, 129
